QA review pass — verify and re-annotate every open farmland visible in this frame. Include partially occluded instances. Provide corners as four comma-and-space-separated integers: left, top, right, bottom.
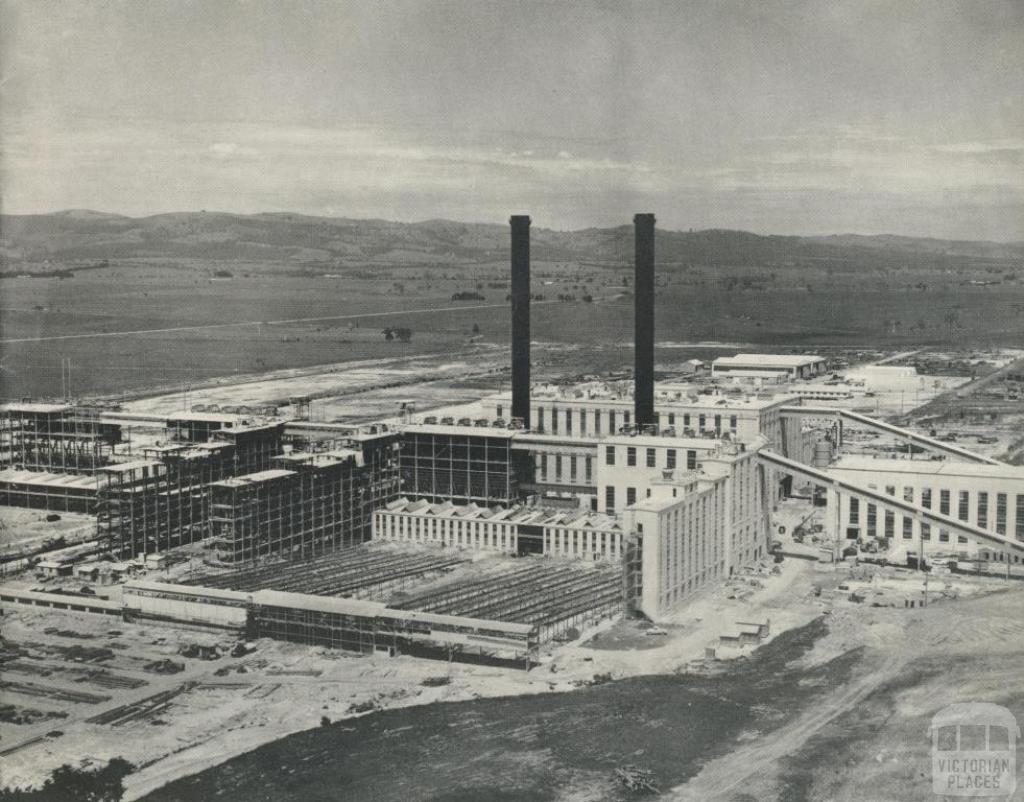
3, 214, 1023, 401
4, 260, 1024, 402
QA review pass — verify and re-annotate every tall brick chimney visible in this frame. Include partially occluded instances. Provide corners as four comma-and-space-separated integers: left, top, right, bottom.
634, 213, 656, 429
510, 215, 531, 428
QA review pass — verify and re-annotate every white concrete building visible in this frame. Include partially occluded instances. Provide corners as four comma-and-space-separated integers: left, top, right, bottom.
595, 434, 730, 514
483, 386, 794, 449
828, 455, 1024, 552
373, 498, 624, 562
621, 443, 770, 619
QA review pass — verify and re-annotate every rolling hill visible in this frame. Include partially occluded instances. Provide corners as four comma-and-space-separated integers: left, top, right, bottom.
1, 210, 1021, 269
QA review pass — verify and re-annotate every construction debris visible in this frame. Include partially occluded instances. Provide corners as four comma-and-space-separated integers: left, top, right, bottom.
613, 765, 659, 794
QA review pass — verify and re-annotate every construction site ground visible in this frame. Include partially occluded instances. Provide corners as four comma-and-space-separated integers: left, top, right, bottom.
117, 345, 979, 427
137, 556, 1024, 802
0, 508, 94, 551
5, 503, 1018, 802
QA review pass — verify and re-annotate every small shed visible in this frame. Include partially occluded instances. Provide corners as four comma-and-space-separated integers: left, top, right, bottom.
74, 563, 102, 582
37, 560, 73, 578
145, 553, 173, 570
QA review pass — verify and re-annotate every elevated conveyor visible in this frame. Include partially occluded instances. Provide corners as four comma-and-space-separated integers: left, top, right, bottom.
759, 449, 1024, 557
779, 406, 1001, 465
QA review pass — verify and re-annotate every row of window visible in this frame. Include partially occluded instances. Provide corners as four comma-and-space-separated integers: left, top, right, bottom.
376, 513, 620, 560
537, 453, 593, 484
511, 405, 740, 436
862, 486, 1024, 538
604, 445, 699, 470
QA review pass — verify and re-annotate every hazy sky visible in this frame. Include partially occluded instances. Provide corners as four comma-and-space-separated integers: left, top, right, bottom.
2, 0, 1022, 238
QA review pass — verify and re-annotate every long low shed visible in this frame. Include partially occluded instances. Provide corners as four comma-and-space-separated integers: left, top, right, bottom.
116, 580, 538, 666
0, 587, 120, 616
249, 588, 537, 665
122, 580, 251, 630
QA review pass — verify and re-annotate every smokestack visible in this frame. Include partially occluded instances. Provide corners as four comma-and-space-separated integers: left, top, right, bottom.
634, 213, 655, 429
510, 215, 531, 428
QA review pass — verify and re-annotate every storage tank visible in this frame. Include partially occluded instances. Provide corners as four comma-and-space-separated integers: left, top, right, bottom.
812, 439, 833, 468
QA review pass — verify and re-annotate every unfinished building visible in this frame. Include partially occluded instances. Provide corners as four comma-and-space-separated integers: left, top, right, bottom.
96, 419, 287, 558
0, 469, 100, 513
399, 424, 531, 505
208, 429, 400, 563
0, 404, 123, 513
0, 403, 123, 474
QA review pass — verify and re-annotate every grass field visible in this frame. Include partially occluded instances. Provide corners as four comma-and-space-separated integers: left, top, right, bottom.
3, 258, 1023, 400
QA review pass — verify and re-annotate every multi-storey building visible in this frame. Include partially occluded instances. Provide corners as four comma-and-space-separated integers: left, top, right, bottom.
482, 385, 793, 450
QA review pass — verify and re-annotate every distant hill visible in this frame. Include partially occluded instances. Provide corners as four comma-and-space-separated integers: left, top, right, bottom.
1, 210, 1021, 268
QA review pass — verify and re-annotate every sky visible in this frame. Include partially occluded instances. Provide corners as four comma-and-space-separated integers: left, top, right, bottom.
1, 0, 1022, 239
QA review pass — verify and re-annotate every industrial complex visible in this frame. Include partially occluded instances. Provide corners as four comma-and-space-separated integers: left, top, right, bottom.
3, 214, 1022, 679
0, 214, 1022, 800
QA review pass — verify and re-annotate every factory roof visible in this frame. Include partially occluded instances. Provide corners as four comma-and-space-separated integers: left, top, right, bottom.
379, 498, 621, 530
627, 481, 716, 513
403, 423, 518, 439
166, 412, 243, 424
215, 420, 286, 435
210, 469, 297, 488
830, 455, 1023, 479
1, 402, 73, 415
97, 459, 164, 474
713, 354, 825, 368
513, 432, 604, 448
124, 580, 252, 604
0, 469, 99, 490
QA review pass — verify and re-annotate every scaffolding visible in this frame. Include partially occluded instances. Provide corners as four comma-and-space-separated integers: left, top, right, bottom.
399, 427, 530, 505
95, 421, 288, 558
0, 469, 101, 514
96, 461, 208, 558
206, 431, 400, 564
0, 403, 122, 474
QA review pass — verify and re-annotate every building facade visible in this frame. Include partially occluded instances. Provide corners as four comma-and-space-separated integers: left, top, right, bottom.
711, 354, 827, 380
483, 388, 793, 450
373, 498, 624, 562
828, 455, 1024, 552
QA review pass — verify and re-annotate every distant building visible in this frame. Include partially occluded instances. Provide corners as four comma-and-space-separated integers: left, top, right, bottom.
679, 359, 707, 376
711, 354, 827, 380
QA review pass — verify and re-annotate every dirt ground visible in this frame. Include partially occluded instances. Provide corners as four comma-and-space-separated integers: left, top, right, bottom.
8, 533, 1011, 802
122, 347, 509, 422
669, 583, 1024, 802
0, 508, 95, 550
0, 541, 822, 799
135, 570, 1024, 802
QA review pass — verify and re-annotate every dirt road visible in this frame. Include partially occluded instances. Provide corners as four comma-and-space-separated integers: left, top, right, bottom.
668, 651, 904, 800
